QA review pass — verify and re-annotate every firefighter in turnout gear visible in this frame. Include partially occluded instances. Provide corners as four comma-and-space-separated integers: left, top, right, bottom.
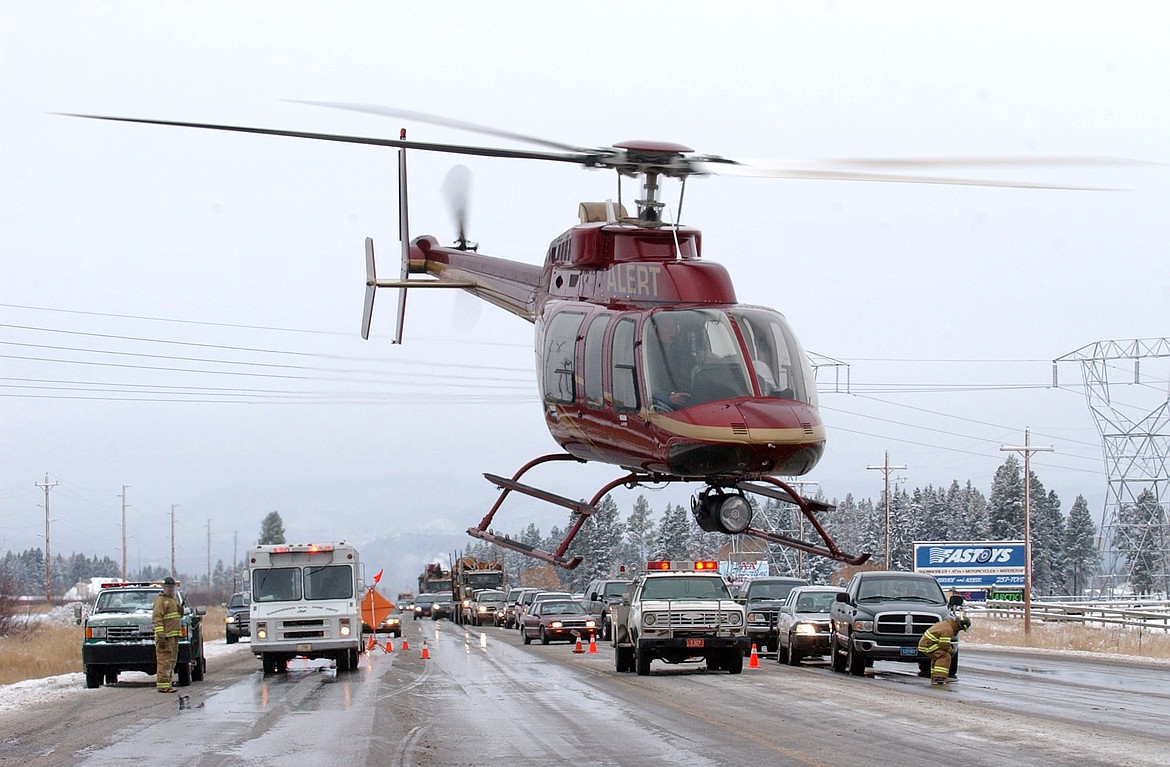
152, 577, 182, 693
917, 615, 971, 686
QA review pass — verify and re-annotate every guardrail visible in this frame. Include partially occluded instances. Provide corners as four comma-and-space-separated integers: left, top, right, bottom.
976, 599, 1170, 632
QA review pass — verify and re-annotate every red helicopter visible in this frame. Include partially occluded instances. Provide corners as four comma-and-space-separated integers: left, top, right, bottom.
68, 105, 1110, 569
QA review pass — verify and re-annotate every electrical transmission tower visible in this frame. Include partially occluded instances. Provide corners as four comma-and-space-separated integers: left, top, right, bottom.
1054, 338, 1170, 596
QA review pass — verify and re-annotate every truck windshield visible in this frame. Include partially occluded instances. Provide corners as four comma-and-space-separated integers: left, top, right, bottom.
304, 565, 354, 600
857, 577, 945, 603
641, 577, 731, 601
466, 573, 502, 588
95, 590, 156, 612
253, 567, 302, 602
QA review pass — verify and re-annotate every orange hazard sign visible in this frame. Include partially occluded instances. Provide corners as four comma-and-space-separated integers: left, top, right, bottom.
361, 588, 395, 629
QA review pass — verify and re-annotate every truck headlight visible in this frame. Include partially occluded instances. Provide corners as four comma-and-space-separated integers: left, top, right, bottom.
720, 612, 743, 626
87, 626, 107, 639
643, 613, 658, 627
852, 620, 873, 632
585, 620, 596, 628
747, 612, 766, 623
256, 622, 267, 640
340, 618, 352, 637
795, 622, 817, 634
550, 621, 563, 628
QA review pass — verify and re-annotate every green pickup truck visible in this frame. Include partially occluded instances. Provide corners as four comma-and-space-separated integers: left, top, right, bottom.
80, 581, 206, 689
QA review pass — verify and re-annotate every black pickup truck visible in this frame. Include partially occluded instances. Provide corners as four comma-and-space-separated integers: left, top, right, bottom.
828, 570, 962, 677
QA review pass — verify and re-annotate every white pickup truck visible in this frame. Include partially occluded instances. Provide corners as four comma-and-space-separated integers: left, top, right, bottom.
610, 560, 749, 676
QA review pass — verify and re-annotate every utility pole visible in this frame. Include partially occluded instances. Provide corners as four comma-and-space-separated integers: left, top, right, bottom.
121, 485, 129, 581
206, 519, 212, 600
232, 530, 239, 593
36, 474, 58, 604
867, 452, 907, 568
170, 505, 178, 579
1001, 428, 1054, 639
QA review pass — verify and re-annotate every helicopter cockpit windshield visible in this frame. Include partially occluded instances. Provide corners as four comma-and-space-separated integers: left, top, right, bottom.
644, 308, 816, 411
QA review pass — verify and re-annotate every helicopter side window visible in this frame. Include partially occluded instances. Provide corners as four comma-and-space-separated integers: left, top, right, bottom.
582, 313, 611, 410
611, 317, 639, 412
542, 311, 585, 404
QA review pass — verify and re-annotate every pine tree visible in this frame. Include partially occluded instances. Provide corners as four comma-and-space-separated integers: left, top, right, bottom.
1063, 495, 1098, 596
1031, 486, 1065, 595
622, 495, 656, 567
654, 503, 692, 560
258, 512, 286, 545
989, 456, 1024, 539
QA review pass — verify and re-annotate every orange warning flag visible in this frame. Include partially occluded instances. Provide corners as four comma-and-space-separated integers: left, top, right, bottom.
360, 588, 395, 631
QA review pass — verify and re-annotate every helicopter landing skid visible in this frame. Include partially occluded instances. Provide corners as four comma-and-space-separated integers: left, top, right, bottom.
468, 453, 870, 570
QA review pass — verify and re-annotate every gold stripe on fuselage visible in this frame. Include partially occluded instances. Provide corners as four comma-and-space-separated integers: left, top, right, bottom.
644, 413, 826, 445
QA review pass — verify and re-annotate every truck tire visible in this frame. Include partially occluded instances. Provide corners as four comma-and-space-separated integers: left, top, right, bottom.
105, 670, 119, 684
177, 661, 192, 687
337, 649, 351, 672
85, 666, 104, 689
726, 650, 744, 675
847, 640, 866, 676
635, 650, 652, 676
776, 638, 789, 664
830, 635, 847, 673
192, 655, 205, 682
615, 645, 633, 672
226, 632, 238, 645
262, 653, 277, 674
918, 658, 931, 678
601, 615, 611, 642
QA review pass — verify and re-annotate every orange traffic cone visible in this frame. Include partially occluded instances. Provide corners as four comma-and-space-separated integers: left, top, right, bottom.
420, 640, 430, 660
573, 636, 584, 654
401, 637, 410, 650
384, 639, 394, 653
366, 635, 376, 652
588, 635, 598, 654
748, 643, 760, 668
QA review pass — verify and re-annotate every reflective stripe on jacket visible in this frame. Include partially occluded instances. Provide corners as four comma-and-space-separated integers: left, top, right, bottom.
917, 618, 958, 654
152, 593, 183, 638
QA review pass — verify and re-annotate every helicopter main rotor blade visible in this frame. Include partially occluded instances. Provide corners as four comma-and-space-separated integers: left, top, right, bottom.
291, 100, 596, 155
59, 113, 596, 166
690, 159, 1120, 190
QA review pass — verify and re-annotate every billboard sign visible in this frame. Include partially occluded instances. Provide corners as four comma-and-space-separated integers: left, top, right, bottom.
913, 540, 1026, 590
719, 560, 769, 581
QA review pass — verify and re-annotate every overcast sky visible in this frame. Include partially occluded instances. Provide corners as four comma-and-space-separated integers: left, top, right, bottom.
3, 2, 1168, 577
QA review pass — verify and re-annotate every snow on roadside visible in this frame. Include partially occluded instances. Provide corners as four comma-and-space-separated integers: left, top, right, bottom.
0, 639, 248, 714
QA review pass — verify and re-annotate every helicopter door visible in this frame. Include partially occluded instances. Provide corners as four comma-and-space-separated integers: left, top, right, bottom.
582, 312, 612, 410
610, 317, 639, 412
541, 311, 586, 404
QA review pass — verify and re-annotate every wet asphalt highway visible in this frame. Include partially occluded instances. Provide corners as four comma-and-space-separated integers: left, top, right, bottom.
3, 618, 1167, 766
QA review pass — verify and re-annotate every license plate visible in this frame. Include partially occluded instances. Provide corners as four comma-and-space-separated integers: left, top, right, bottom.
297, 643, 312, 652
685, 638, 705, 648
900, 646, 918, 657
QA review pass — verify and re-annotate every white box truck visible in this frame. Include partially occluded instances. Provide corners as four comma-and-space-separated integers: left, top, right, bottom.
248, 542, 364, 673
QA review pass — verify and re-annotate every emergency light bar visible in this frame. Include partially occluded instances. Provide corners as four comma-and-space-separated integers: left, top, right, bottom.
267, 544, 335, 554
100, 581, 181, 588
646, 560, 719, 571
